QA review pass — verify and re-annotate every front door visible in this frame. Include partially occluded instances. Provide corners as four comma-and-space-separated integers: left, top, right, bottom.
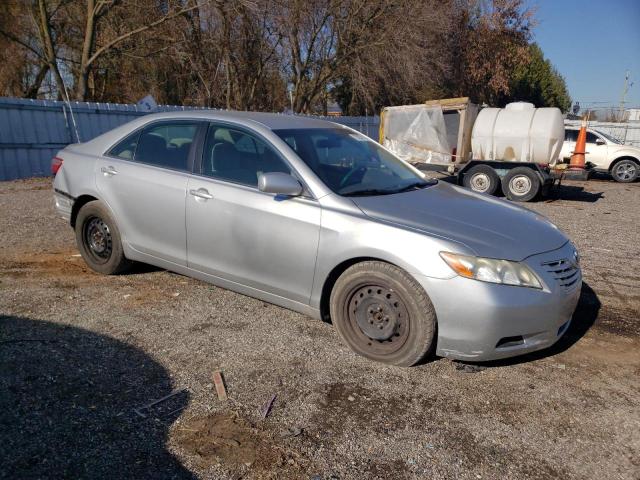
186, 124, 321, 304
96, 121, 201, 266
585, 131, 609, 169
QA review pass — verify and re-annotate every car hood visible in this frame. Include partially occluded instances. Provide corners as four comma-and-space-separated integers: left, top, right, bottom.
351, 181, 568, 261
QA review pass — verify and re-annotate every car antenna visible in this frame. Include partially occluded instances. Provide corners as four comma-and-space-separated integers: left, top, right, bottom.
59, 73, 81, 143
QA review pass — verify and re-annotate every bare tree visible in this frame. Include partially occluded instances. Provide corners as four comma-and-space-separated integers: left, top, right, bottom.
448, 0, 534, 106
0, 0, 545, 114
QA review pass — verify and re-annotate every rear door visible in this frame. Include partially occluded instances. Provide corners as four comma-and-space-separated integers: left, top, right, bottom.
95, 120, 203, 266
185, 123, 321, 303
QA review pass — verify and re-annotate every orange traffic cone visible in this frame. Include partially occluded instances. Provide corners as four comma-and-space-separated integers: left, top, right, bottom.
569, 119, 587, 169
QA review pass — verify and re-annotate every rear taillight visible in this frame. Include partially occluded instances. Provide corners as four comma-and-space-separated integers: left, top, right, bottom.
52, 157, 63, 176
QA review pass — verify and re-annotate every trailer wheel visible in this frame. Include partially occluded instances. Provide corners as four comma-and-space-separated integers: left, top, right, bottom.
463, 165, 500, 195
502, 167, 540, 202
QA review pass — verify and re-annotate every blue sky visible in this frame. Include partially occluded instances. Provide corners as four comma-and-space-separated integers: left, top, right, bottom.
528, 0, 640, 111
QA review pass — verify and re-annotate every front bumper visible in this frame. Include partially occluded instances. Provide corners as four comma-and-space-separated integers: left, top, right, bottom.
415, 242, 582, 361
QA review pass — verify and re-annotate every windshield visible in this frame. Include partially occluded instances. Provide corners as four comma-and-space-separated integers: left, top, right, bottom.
274, 128, 435, 196
593, 129, 621, 144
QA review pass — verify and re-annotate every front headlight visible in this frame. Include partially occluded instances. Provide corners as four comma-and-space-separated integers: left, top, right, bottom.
440, 252, 542, 289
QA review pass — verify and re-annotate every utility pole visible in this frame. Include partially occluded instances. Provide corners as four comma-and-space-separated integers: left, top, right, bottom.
619, 70, 631, 122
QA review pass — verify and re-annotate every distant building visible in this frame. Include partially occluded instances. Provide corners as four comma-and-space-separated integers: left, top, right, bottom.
627, 109, 640, 122
326, 101, 343, 117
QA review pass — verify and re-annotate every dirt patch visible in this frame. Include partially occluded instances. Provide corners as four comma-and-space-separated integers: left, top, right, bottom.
313, 382, 411, 437
174, 412, 309, 477
175, 413, 260, 467
0, 250, 94, 280
123, 286, 180, 308
593, 306, 640, 337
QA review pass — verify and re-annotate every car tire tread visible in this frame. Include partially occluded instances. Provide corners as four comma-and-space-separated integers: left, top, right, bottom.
330, 261, 436, 367
75, 200, 132, 275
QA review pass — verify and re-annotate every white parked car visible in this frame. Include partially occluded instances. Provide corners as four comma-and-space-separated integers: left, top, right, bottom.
559, 127, 639, 182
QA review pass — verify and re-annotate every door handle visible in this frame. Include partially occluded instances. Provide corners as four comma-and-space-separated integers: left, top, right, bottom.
189, 188, 213, 200
101, 166, 118, 176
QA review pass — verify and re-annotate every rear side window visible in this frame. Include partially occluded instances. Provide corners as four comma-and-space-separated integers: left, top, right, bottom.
108, 131, 140, 160
133, 122, 199, 171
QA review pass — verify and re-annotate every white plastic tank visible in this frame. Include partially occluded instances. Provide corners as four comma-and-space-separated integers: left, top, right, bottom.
471, 102, 564, 165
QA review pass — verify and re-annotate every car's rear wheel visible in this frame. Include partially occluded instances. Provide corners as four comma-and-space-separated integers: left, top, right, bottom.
75, 200, 131, 275
330, 261, 436, 366
611, 159, 638, 183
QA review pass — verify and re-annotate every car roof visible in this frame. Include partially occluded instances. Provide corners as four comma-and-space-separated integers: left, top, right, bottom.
138, 110, 341, 130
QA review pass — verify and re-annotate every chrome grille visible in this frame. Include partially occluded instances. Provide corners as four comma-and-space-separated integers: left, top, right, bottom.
542, 258, 581, 289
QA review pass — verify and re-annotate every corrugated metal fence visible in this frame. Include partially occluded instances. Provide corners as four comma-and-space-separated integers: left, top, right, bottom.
3, 96, 639, 181
0, 97, 380, 181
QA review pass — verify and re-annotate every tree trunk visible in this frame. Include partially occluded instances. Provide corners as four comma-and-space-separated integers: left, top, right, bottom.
76, 0, 97, 100
36, 0, 68, 101
24, 62, 50, 98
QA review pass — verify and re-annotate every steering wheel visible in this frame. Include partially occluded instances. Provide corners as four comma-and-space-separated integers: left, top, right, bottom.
339, 165, 367, 189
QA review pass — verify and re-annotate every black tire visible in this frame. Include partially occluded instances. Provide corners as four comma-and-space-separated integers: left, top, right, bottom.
75, 200, 132, 275
501, 167, 541, 202
329, 261, 436, 367
610, 159, 638, 183
462, 164, 500, 195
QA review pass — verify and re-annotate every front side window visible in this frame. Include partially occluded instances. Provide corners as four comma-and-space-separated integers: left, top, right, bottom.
133, 122, 199, 171
274, 128, 433, 196
564, 130, 578, 142
201, 125, 291, 186
585, 132, 600, 144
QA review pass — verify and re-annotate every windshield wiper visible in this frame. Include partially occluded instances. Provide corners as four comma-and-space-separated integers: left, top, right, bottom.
394, 181, 433, 193
341, 188, 397, 197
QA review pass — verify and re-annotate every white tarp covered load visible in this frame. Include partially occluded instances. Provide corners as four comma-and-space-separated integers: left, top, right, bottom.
381, 104, 451, 164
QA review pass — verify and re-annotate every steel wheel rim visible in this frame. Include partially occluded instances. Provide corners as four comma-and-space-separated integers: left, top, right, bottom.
509, 175, 532, 195
615, 162, 635, 180
470, 173, 491, 192
84, 216, 112, 264
345, 284, 410, 356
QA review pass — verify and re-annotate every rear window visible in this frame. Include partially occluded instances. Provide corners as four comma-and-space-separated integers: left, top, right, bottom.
108, 131, 140, 160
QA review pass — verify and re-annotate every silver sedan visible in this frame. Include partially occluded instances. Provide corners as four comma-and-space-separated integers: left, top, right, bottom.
52, 111, 581, 366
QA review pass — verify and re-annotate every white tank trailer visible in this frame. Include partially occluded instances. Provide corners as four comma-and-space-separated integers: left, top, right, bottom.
379, 98, 566, 202
471, 102, 564, 165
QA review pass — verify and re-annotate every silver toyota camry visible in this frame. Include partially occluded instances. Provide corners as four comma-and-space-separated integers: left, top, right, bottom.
52, 111, 581, 366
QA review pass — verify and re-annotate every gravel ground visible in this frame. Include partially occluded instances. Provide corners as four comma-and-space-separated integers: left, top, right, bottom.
1, 176, 639, 480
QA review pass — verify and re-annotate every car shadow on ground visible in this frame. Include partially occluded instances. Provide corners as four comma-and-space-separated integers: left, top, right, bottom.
0, 315, 194, 479
461, 282, 601, 369
125, 262, 165, 275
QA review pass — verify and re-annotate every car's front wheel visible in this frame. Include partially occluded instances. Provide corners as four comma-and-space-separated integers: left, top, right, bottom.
611, 159, 638, 183
330, 261, 436, 366
75, 200, 132, 275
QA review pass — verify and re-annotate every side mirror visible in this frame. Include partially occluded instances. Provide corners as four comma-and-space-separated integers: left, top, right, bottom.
258, 172, 303, 196
595, 138, 605, 145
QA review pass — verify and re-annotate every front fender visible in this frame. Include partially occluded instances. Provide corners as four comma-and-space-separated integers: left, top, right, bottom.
609, 148, 640, 167
309, 206, 471, 309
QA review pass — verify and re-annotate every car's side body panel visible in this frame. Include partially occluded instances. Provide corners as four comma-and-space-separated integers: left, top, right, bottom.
185, 175, 322, 304
95, 157, 190, 266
